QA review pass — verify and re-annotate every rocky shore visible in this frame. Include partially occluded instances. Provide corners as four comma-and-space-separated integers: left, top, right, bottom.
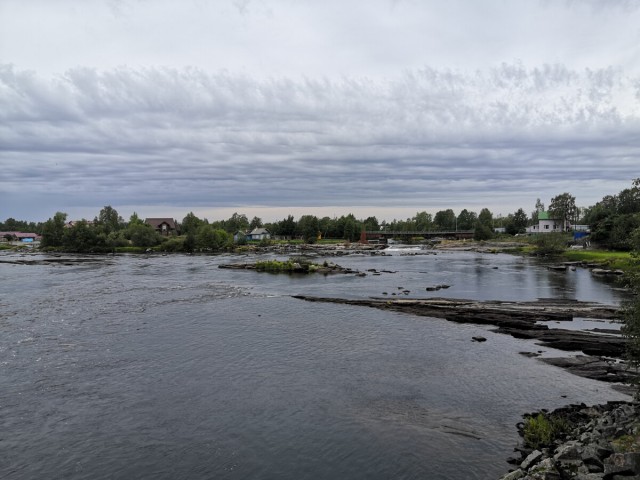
500, 401, 640, 480
292, 293, 640, 479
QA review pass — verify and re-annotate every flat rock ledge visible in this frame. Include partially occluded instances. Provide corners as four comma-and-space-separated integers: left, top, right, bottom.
500, 401, 640, 480
293, 295, 627, 361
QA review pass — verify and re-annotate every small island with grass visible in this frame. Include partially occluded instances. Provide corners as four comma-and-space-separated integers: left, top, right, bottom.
219, 257, 366, 276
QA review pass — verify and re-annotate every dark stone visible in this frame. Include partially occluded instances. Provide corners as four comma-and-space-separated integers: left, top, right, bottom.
604, 452, 640, 477
472, 336, 487, 342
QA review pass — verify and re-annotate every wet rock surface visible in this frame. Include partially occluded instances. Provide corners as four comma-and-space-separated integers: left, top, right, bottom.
293, 295, 629, 376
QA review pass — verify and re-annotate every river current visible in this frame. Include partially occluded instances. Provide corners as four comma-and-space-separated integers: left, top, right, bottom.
0, 249, 630, 479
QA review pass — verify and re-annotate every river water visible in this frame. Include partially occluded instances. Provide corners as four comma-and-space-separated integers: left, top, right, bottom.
0, 249, 630, 480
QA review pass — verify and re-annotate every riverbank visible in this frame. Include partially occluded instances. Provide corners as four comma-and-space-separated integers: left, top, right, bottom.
500, 401, 640, 479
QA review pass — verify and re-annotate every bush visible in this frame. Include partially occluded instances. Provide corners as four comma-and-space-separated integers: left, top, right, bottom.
254, 257, 317, 273
474, 223, 493, 241
160, 237, 186, 252
523, 413, 570, 449
533, 233, 568, 255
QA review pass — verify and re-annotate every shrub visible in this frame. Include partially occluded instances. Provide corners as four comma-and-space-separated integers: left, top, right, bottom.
254, 257, 318, 273
160, 237, 186, 252
523, 413, 571, 449
533, 233, 568, 256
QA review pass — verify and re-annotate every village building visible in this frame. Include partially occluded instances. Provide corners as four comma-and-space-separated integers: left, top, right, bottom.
145, 218, 178, 236
526, 211, 563, 233
246, 228, 271, 241
526, 212, 588, 234
0, 231, 41, 244
233, 228, 272, 242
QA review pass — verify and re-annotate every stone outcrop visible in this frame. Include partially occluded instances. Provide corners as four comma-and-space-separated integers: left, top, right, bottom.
219, 261, 363, 275
293, 296, 629, 376
500, 402, 640, 480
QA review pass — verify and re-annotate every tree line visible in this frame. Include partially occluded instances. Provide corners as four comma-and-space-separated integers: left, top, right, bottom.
3, 179, 638, 252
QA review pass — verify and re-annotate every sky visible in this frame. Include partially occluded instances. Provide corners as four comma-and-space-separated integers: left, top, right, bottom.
1, 0, 639, 223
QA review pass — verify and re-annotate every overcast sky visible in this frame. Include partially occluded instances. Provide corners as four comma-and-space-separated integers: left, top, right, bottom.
1, 0, 639, 223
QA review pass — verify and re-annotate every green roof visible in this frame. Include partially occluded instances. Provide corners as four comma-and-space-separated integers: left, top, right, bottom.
538, 211, 550, 220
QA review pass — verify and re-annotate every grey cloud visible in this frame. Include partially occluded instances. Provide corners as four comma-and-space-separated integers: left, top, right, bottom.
1, 63, 639, 218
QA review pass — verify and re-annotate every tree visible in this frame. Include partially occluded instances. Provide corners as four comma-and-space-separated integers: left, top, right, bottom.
128, 223, 160, 247
413, 211, 432, 231
224, 212, 249, 233
41, 212, 67, 247
506, 208, 528, 235
548, 193, 577, 232
434, 209, 456, 230
617, 181, 640, 215
276, 215, 297, 238
341, 214, 360, 241
319, 217, 335, 239
62, 220, 106, 253
474, 208, 494, 240
128, 212, 144, 227
297, 215, 319, 243
196, 225, 229, 250
583, 180, 640, 249
249, 216, 263, 230
96, 205, 122, 235
532, 198, 545, 223
363, 216, 380, 232
181, 212, 204, 236
622, 225, 640, 373
456, 209, 477, 230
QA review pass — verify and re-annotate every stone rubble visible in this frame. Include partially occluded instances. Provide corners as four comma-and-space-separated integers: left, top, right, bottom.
500, 401, 640, 480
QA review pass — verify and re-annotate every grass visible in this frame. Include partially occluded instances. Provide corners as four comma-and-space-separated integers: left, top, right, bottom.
254, 257, 324, 273
523, 413, 571, 450
612, 434, 640, 453
562, 249, 634, 268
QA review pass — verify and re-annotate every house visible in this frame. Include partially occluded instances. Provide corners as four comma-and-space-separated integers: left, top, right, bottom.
145, 218, 177, 236
233, 230, 249, 242
246, 228, 271, 241
0, 231, 41, 244
526, 211, 574, 234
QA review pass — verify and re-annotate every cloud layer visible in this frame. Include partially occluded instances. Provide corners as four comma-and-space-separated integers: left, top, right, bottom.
1, 1, 639, 221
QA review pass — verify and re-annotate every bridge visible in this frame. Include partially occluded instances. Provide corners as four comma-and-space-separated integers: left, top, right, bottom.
363, 230, 474, 243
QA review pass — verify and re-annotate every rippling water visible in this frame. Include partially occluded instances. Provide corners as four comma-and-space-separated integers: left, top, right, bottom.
0, 250, 630, 479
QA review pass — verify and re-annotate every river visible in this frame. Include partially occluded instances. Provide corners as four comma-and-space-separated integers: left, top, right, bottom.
0, 249, 630, 479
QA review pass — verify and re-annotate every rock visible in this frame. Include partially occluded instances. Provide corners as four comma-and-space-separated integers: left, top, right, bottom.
472, 336, 487, 342
604, 453, 640, 476
548, 265, 568, 271
529, 457, 561, 479
499, 469, 525, 480
591, 268, 624, 276
521, 450, 544, 470
581, 445, 605, 472
554, 441, 583, 461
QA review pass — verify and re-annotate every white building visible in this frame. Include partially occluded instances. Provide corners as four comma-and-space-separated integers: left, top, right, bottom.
526, 212, 563, 234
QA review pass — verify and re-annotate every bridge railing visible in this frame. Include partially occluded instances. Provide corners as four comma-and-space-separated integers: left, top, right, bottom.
365, 230, 474, 236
